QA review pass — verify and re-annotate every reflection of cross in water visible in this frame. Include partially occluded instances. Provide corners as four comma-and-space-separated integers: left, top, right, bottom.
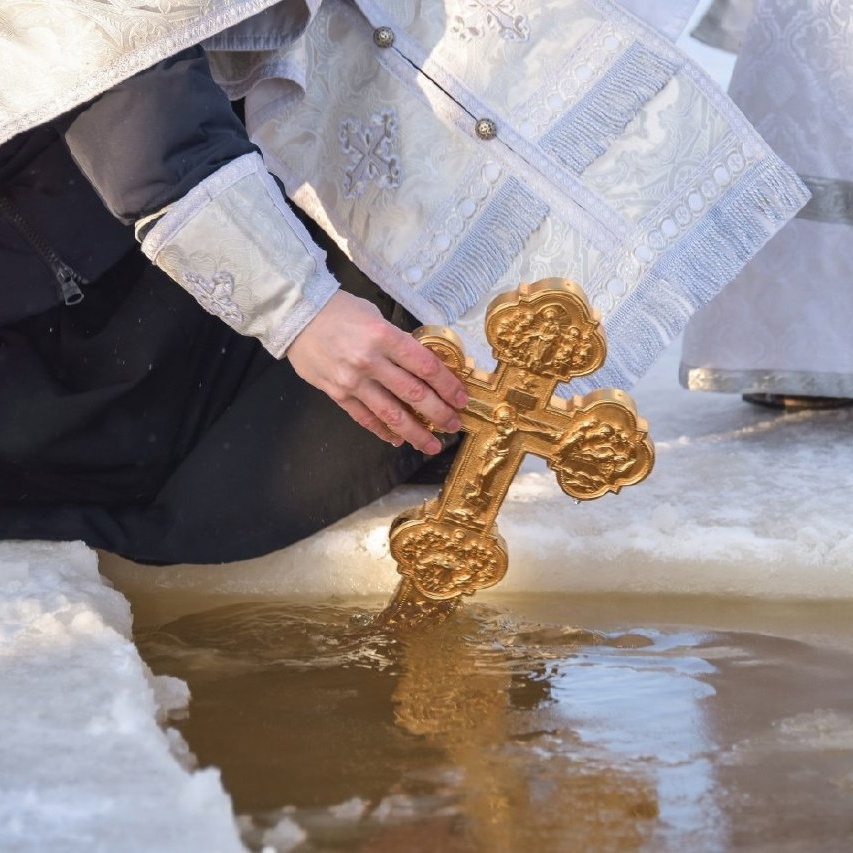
378, 278, 655, 629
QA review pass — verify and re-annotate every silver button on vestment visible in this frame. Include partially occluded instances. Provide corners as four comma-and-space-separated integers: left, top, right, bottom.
475, 118, 497, 140
373, 26, 395, 48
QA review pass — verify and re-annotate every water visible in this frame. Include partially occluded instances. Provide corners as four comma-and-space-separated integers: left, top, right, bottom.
131, 593, 853, 852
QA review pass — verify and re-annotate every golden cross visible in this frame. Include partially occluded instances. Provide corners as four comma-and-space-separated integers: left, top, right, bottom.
378, 278, 654, 628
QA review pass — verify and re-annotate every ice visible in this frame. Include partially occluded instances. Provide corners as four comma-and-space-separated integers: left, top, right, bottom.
0, 541, 244, 852
101, 340, 853, 603
8, 328, 852, 850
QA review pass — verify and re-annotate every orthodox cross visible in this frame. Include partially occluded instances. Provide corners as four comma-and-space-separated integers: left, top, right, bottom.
378, 278, 655, 628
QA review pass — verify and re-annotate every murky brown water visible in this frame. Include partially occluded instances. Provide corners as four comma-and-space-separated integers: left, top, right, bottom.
127, 591, 853, 852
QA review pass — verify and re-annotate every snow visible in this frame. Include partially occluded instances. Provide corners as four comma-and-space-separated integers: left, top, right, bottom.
0, 540, 245, 852
5, 7, 847, 852
104, 341, 853, 604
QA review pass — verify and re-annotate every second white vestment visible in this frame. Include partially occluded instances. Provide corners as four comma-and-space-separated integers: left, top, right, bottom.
243, 0, 809, 393
681, 0, 853, 398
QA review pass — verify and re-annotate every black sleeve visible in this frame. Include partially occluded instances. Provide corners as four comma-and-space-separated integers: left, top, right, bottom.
59, 46, 257, 226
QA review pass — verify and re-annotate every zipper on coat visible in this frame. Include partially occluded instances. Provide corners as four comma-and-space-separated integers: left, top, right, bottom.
0, 193, 87, 305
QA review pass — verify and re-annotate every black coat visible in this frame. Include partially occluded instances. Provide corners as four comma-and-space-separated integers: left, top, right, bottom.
0, 46, 430, 564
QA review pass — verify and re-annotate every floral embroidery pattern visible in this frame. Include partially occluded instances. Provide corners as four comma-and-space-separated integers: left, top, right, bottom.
339, 109, 401, 200
183, 270, 245, 323
451, 0, 530, 42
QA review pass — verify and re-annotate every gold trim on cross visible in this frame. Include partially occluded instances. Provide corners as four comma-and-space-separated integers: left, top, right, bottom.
379, 278, 655, 628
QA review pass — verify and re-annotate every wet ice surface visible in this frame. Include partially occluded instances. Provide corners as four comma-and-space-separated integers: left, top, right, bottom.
99, 320, 853, 615
135, 597, 853, 852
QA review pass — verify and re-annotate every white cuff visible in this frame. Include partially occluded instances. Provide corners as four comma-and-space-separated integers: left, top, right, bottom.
139, 152, 338, 357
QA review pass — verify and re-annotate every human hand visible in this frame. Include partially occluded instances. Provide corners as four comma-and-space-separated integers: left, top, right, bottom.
286, 291, 468, 453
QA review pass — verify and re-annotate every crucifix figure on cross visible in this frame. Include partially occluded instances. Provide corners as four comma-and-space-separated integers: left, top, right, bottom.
377, 278, 655, 628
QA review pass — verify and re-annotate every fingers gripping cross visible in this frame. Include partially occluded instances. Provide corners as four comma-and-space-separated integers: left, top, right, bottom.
378, 278, 655, 628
